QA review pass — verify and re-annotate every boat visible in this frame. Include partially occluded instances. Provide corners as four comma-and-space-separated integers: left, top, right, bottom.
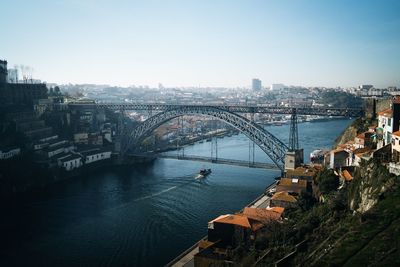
199, 168, 212, 177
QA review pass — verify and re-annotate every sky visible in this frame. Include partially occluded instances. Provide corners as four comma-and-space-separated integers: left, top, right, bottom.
1, 0, 400, 88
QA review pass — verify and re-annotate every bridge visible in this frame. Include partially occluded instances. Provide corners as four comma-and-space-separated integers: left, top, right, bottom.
147, 154, 279, 170
67, 102, 363, 171
68, 102, 364, 117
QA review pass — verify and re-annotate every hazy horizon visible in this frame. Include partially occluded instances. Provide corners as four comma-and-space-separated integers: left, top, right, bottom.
2, 0, 400, 88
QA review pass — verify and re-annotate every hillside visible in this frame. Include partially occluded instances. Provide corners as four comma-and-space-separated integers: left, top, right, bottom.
247, 160, 400, 266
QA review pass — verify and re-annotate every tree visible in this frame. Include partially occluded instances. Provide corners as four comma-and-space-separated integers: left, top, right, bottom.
54, 86, 61, 95
316, 169, 339, 195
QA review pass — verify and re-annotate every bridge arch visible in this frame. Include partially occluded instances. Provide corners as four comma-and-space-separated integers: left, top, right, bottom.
123, 106, 289, 171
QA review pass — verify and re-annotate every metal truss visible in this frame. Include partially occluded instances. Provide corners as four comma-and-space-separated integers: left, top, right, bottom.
68, 103, 364, 117
122, 106, 289, 171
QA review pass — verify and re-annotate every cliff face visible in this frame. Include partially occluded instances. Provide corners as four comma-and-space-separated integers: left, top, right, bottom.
334, 124, 358, 147
348, 160, 396, 213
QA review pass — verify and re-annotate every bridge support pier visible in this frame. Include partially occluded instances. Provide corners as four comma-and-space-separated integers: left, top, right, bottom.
284, 149, 304, 171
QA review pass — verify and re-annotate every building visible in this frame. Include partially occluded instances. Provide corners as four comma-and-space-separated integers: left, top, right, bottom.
276, 178, 308, 194
354, 132, 373, 149
41, 140, 74, 158
0, 60, 7, 84
270, 83, 285, 91
207, 214, 255, 248
285, 166, 317, 181
270, 191, 298, 208
390, 131, 400, 175
81, 149, 112, 164
0, 60, 47, 105
57, 153, 83, 171
74, 133, 89, 144
377, 108, 393, 148
329, 148, 349, 169
242, 207, 283, 224
0, 147, 21, 160
359, 84, 374, 90
252, 78, 262, 91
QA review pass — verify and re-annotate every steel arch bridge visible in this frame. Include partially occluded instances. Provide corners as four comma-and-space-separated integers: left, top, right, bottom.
122, 105, 289, 171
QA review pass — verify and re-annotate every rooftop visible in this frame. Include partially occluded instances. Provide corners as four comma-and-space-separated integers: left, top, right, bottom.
242, 207, 282, 223
342, 170, 353, 182
278, 178, 307, 187
210, 214, 251, 229
271, 191, 298, 202
393, 130, 400, 137
377, 108, 392, 117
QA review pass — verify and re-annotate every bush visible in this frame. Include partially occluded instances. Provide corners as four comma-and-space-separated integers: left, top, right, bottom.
316, 169, 339, 194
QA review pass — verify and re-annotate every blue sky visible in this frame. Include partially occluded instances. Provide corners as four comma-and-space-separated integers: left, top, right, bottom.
1, 0, 399, 88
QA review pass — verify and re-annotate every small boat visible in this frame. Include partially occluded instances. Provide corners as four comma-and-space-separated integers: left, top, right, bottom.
199, 168, 212, 177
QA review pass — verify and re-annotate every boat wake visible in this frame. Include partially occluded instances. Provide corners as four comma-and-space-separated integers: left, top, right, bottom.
133, 186, 178, 202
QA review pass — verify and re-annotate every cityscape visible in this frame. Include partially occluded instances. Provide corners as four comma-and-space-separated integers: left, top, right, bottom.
1, 1, 400, 267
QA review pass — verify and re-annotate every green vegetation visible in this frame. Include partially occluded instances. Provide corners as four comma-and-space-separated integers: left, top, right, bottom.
315, 168, 339, 195
320, 91, 364, 108
231, 159, 400, 266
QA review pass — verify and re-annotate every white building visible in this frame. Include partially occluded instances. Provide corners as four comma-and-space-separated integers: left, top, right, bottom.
270, 84, 285, 91
0, 147, 21, 159
377, 108, 393, 148
82, 149, 112, 164
57, 154, 83, 171
74, 133, 89, 144
43, 141, 74, 158
389, 131, 400, 175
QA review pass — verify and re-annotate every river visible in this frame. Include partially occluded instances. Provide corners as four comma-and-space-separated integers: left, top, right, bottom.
0, 119, 353, 267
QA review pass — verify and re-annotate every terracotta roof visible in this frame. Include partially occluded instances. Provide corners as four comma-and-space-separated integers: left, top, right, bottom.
377, 108, 392, 117
356, 133, 365, 140
242, 207, 281, 223
266, 207, 285, 215
212, 214, 252, 229
342, 170, 353, 181
393, 130, 400, 137
286, 167, 316, 177
271, 191, 297, 202
278, 178, 307, 187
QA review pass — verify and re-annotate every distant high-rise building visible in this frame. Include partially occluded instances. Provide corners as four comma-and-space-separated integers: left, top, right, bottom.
252, 78, 262, 91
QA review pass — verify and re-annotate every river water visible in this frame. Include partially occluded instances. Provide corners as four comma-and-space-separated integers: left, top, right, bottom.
0, 119, 352, 267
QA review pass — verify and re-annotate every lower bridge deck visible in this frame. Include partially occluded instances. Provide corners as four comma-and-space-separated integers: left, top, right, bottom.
157, 154, 279, 170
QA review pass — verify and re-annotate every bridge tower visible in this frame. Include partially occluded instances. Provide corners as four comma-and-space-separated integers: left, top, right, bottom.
285, 108, 303, 171
289, 108, 298, 151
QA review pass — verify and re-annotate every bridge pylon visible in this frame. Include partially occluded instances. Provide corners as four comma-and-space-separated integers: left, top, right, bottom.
285, 108, 303, 171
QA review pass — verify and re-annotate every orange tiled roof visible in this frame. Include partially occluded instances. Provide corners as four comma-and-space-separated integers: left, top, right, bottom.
242, 207, 282, 223
286, 166, 316, 177
342, 170, 353, 181
271, 191, 297, 202
278, 178, 307, 187
266, 206, 285, 215
377, 108, 392, 117
393, 130, 400, 137
212, 214, 251, 228
356, 132, 365, 139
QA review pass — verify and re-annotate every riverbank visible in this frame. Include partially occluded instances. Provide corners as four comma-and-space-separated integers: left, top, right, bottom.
166, 181, 278, 267
0, 153, 155, 199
